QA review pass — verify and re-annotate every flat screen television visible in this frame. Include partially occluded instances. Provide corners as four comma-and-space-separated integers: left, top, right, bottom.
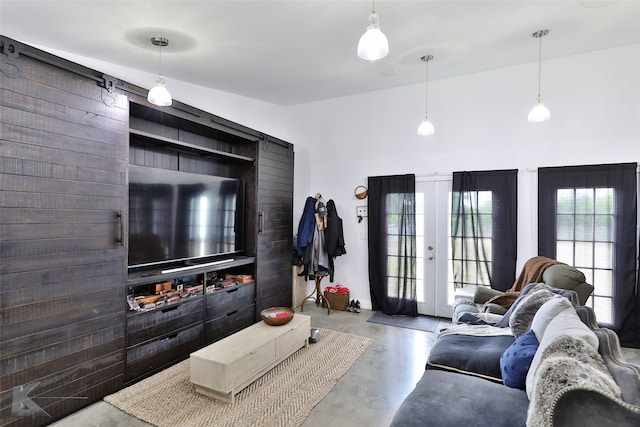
128, 165, 244, 269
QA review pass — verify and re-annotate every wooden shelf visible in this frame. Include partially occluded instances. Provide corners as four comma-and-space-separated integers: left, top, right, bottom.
130, 128, 255, 162
127, 256, 255, 286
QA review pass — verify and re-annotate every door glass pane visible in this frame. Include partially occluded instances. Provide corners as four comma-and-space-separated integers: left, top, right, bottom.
595, 188, 613, 213
575, 188, 594, 214
450, 190, 492, 289
594, 215, 614, 241
574, 241, 593, 267
594, 242, 613, 269
575, 215, 594, 240
556, 241, 574, 264
557, 189, 574, 214
557, 215, 574, 240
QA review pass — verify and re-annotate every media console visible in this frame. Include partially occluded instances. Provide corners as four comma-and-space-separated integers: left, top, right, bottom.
125, 256, 256, 383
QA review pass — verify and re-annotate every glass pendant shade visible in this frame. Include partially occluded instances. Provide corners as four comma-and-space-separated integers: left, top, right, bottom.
148, 74, 172, 107
528, 95, 550, 122
357, 13, 389, 61
417, 113, 435, 135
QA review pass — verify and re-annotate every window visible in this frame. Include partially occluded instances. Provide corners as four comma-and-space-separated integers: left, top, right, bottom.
556, 188, 615, 323
450, 170, 518, 292
538, 163, 637, 343
450, 190, 493, 290
386, 193, 417, 298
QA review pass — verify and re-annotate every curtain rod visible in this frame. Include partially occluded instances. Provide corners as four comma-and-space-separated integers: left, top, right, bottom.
526, 166, 640, 173
416, 172, 452, 179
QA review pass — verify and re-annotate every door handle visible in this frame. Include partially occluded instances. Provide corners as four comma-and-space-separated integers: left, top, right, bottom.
115, 210, 125, 246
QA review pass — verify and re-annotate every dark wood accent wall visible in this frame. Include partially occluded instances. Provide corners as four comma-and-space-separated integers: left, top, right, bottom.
255, 139, 294, 312
0, 35, 294, 426
0, 38, 129, 426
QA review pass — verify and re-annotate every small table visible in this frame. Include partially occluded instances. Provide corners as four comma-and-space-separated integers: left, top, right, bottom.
300, 273, 330, 315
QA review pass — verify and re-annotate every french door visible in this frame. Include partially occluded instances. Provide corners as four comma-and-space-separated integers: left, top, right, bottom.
416, 178, 453, 318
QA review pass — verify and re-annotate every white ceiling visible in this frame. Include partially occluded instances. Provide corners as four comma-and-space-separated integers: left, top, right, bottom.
1, 1, 639, 106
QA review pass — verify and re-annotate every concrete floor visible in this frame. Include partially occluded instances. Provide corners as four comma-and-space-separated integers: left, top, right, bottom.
51, 305, 640, 427
51, 305, 442, 427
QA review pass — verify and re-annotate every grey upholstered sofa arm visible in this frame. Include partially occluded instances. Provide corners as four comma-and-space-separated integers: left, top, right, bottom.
552, 388, 640, 427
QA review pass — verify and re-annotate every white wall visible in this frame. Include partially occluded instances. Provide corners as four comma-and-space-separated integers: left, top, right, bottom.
287, 44, 640, 310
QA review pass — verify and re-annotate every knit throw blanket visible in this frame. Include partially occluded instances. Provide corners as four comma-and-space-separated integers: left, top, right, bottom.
526, 335, 621, 427
509, 256, 560, 293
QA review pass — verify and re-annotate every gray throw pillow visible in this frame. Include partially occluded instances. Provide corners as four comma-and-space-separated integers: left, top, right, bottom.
495, 283, 578, 329
508, 288, 554, 338
494, 282, 543, 328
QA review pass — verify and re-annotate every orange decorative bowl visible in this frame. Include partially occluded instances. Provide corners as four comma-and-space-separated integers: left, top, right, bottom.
261, 307, 294, 326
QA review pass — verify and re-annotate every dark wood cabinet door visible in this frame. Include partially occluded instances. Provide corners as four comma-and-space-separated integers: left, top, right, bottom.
255, 139, 294, 314
0, 39, 128, 426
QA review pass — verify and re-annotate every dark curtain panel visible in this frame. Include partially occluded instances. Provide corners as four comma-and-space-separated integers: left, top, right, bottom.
538, 163, 638, 345
637, 231, 640, 346
368, 174, 418, 316
451, 170, 518, 292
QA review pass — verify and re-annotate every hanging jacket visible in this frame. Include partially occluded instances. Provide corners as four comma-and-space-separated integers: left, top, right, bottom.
326, 200, 346, 258
296, 196, 317, 256
309, 224, 330, 276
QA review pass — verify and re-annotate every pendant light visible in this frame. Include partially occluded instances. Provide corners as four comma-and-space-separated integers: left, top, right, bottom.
357, 0, 389, 61
147, 37, 172, 107
528, 29, 550, 122
417, 55, 434, 136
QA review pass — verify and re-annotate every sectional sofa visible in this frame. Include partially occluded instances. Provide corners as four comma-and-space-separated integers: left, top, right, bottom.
389, 283, 640, 426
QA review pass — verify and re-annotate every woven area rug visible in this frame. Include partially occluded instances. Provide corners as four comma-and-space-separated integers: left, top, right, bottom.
104, 328, 373, 427
367, 311, 441, 333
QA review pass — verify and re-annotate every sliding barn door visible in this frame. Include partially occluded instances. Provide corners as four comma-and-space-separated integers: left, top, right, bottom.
0, 37, 128, 426
254, 138, 294, 314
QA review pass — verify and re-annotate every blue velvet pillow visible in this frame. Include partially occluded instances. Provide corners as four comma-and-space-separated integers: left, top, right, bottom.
500, 329, 539, 389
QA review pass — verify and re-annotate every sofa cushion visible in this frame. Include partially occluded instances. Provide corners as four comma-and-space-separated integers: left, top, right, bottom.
500, 330, 539, 389
389, 370, 529, 427
525, 305, 599, 398
527, 335, 621, 427
530, 295, 573, 341
508, 288, 554, 338
427, 334, 515, 382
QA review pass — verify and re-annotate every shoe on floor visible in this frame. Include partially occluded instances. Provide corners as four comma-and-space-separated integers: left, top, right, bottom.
347, 299, 355, 312
354, 300, 361, 313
